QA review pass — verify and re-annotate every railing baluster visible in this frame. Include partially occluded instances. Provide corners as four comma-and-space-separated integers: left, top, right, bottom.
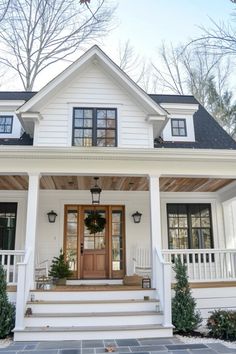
0, 251, 25, 285
161, 249, 236, 283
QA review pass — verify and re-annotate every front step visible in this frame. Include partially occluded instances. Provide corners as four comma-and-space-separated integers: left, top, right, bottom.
14, 324, 173, 341
27, 299, 160, 313
14, 287, 173, 341
24, 311, 163, 327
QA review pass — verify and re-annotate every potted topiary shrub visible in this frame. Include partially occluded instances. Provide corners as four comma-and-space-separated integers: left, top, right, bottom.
49, 249, 72, 285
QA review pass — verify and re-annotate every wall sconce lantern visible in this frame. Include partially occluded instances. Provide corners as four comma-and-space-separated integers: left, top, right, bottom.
132, 211, 142, 223
47, 210, 57, 223
90, 177, 102, 204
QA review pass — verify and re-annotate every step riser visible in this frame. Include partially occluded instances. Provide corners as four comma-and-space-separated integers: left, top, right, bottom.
25, 314, 163, 327
28, 302, 159, 313
14, 328, 173, 341
30, 290, 157, 301
67, 280, 123, 285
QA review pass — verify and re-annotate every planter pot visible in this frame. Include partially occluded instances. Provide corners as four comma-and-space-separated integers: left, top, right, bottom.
56, 277, 67, 285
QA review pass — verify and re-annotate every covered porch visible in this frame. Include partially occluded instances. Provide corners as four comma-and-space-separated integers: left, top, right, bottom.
0, 145, 236, 338
1, 173, 236, 287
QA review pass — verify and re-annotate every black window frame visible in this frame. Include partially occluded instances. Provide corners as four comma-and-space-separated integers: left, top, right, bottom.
171, 118, 187, 137
0, 115, 13, 134
72, 107, 117, 147
0, 202, 17, 251
167, 203, 214, 250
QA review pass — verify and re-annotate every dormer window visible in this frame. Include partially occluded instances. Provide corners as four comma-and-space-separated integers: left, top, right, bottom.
0, 115, 13, 134
72, 108, 117, 147
171, 119, 187, 137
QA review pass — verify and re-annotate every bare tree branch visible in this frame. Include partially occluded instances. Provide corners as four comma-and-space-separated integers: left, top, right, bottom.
0, 0, 117, 90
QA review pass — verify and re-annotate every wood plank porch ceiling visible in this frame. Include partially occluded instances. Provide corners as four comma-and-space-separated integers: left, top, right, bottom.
0, 175, 234, 192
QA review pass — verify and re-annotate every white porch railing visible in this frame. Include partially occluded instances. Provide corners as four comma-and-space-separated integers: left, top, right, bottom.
162, 249, 236, 282
0, 250, 25, 285
154, 248, 172, 327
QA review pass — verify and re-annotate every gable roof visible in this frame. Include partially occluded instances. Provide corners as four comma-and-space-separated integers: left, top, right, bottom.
17, 46, 167, 117
151, 94, 236, 150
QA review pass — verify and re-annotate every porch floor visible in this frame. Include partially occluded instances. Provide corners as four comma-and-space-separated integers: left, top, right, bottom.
33, 284, 154, 292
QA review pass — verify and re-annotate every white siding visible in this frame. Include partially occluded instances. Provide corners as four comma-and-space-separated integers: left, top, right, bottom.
192, 287, 236, 323
35, 64, 152, 147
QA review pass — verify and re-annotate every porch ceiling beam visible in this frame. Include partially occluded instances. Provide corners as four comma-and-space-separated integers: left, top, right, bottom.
1, 146, 236, 163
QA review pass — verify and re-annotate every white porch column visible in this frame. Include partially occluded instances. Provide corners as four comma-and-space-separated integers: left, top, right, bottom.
25, 172, 40, 288
149, 175, 161, 287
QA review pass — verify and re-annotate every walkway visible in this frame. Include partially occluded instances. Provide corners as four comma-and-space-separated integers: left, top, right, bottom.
0, 337, 235, 354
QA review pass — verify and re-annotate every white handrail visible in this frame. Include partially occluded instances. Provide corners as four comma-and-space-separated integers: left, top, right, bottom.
15, 248, 32, 330
162, 249, 236, 282
154, 248, 172, 327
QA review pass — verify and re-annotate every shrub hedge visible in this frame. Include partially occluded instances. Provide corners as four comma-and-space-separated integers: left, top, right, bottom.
207, 310, 236, 341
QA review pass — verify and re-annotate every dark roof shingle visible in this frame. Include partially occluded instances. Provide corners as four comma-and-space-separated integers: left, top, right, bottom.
150, 94, 236, 150
0, 91, 37, 101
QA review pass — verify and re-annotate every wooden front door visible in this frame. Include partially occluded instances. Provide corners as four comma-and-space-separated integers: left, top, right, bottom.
81, 206, 108, 278
64, 205, 125, 279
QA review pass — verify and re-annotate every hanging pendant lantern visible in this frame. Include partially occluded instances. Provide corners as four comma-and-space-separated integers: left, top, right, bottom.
90, 177, 102, 204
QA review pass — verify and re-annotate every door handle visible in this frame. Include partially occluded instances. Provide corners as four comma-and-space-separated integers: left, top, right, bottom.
80, 243, 84, 255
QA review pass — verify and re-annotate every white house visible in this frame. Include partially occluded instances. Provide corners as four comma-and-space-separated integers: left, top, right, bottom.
0, 46, 236, 341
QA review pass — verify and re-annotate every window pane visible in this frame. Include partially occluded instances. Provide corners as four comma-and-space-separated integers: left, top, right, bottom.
97, 110, 106, 118
74, 129, 83, 138
95, 236, 105, 249
97, 138, 106, 147
74, 119, 83, 128
169, 217, 178, 228
84, 109, 93, 118
178, 205, 187, 216
106, 130, 115, 138
106, 138, 116, 147
5, 118, 12, 124
173, 128, 179, 135
179, 217, 187, 227
192, 229, 201, 248
84, 129, 92, 138
84, 236, 94, 249
107, 110, 115, 119
97, 130, 106, 138
201, 218, 210, 227
97, 119, 106, 128
83, 138, 92, 147
107, 119, 116, 128
74, 109, 83, 118
192, 217, 201, 227
202, 229, 212, 248
172, 120, 178, 127
200, 207, 210, 217
179, 128, 186, 136
67, 222, 77, 235
73, 138, 83, 146
84, 119, 92, 128
178, 120, 185, 127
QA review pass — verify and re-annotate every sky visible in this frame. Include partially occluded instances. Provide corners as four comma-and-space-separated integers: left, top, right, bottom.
0, 0, 234, 90
104, 0, 233, 61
